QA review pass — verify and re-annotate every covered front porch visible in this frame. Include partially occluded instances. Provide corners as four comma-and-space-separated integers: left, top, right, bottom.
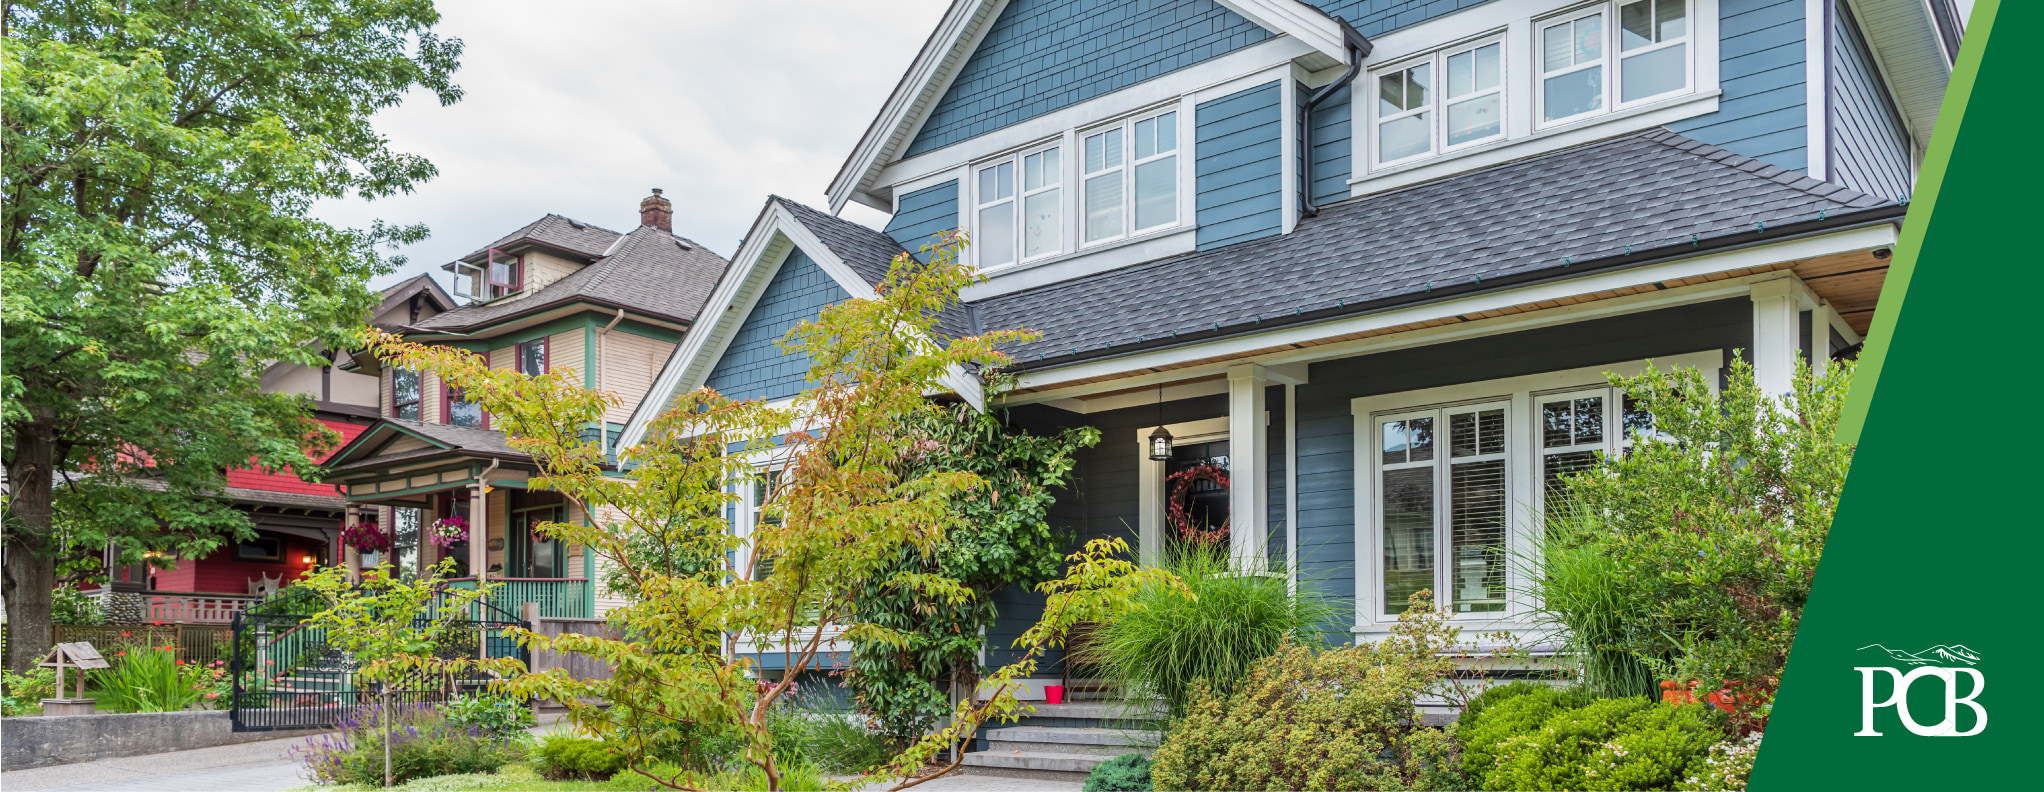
324, 419, 598, 619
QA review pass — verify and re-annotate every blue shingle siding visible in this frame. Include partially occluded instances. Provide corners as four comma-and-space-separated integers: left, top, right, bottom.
884, 180, 961, 261
904, 0, 1271, 158
1309, 1, 1500, 37
1666, 0, 1809, 172
1195, 81, 1284, 250
1828, 1, 1913, 202
702, 248, 850, 403
1306, 81, 1352, 207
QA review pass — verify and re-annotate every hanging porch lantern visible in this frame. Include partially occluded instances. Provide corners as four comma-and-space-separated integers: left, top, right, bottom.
1148, 425, 1174, 461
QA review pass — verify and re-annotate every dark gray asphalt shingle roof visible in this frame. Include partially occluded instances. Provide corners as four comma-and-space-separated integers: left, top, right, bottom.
773, 197, 974, 339
460, 213, 624, 262
418, 224, 732, 332
975, 129, 1900, 366
326, 419, 525, 474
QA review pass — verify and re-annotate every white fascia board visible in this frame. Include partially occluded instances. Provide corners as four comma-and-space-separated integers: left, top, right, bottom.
1213, 0, 1347, 65
873, 36, 1316, 200
1011, 223, 1900, 398
828, 0, 1004, 213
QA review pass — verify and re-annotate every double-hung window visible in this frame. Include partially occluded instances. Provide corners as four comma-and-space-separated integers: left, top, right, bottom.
515, 338, 548, 376
1376, 38, 1505, 167
391, 367, 421, 420
1539, 0, 1690, 125
1536, 389, 1657, 516
1082, 110, 1179, 246
1376, 403, 1511, 616
445, 385, 483, 429
974, 146, 1062, 269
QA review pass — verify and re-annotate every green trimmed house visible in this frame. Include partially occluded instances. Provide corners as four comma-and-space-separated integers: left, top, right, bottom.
323, 190, 729, 618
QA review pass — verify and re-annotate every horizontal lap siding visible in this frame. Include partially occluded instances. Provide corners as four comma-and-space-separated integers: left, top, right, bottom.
1827, 2, 1913, 202
1307, 82, 1352, 207
1291, 299, 1753, 640
1667, 0, 1810, 172
1196, 81, 1284, 250
703, 248, 849, 403
885, 180, 961, 260
906, 0, 1271, 157
602, 331, 677, 423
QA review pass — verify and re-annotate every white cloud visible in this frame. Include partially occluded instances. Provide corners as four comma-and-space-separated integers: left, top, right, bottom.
315, 0, 946, 291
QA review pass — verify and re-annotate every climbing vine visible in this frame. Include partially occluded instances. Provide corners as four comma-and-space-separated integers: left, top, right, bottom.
844, 397, 1100, 742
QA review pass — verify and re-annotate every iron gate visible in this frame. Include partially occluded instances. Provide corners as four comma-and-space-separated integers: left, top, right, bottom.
229, 587, 530, 732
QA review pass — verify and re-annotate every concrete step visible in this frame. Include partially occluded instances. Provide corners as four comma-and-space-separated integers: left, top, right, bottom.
985, 726, 1159, 758
959, 749, 1112, 781
1016, 701, 1164, 722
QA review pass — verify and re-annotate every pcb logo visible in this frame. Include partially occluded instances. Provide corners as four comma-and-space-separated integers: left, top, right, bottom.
1854, 644, 1986, 737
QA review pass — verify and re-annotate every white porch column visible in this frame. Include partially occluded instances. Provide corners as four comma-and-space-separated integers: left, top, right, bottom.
1749, 278, 1801, 396
343, 505, 363, 581
468, 481, 488, 583
1227, 364, 1268, 570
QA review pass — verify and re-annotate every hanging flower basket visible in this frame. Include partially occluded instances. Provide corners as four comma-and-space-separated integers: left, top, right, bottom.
340, 521, 391, 554
427, 516, 470, 550
1166, 464, 1231, 548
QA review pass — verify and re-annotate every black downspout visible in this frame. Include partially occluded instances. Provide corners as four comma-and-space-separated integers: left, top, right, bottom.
1302, 18, 1373, 218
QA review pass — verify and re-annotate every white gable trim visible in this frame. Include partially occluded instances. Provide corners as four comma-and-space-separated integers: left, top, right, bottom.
618, 204, 984, 451
827, 0, 1348, 214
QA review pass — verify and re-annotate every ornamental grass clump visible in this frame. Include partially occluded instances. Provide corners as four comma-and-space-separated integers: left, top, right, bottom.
92, 641, 222, 712
1148, 592, 1464, 792
1095, 549, 1334, 719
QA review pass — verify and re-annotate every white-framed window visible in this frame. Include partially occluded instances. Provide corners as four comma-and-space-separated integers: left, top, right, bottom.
1083, 109, 1180, 247
735, 464, 786, 581
1538, 0, 1691, 126
1375, 37, 1506, 167
974, 145, 1063, 269
1352, 352, 1719, 629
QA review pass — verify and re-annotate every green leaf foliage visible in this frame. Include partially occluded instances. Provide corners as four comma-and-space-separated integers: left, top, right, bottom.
1463, 696, 1723, 792
1084, 753, 1154, 792
1, 0, 462, 670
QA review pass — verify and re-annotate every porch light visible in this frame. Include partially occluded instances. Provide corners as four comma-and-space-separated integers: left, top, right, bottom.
1148, 425, 1174, 461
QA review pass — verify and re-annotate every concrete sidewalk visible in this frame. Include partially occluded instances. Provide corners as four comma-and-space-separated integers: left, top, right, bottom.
0, 734, 306, 792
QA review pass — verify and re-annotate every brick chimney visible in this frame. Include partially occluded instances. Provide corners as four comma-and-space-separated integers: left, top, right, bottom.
639, 188, 673, 232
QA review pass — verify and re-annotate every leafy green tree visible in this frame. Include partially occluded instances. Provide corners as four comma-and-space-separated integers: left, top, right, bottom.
367, 235, 1183, 791
0, 0, 461, 670
1558, 358, 1854, 688
846, 397, 1099, 742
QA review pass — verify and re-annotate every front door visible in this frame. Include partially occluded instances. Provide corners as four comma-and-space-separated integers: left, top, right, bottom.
1164, 437, 1230, 552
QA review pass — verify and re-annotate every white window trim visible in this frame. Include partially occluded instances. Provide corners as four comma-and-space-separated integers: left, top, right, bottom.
1350, 0, 1718, 198
1347, 349, 1721, 640
971, 142, 1066, 269
963, 101, 1195, 275
1370, 32, 1512, 171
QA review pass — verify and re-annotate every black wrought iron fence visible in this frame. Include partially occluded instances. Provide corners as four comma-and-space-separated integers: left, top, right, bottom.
229, 588, 530, 732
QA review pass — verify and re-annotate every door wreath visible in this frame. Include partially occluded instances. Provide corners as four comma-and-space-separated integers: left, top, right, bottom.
1166, 464, 1230, 548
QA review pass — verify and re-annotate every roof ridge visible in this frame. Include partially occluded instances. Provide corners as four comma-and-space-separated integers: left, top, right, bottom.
1637, 128, 1890, 206
546, 212, 627, 238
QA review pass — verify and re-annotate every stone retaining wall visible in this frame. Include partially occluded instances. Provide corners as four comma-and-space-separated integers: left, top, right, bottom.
0, 709, 320, 770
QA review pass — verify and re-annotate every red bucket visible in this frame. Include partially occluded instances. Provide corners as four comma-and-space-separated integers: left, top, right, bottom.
1044, 685, 1065, 705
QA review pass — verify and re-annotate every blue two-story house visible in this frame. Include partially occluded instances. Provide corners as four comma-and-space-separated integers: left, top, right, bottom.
621, 0, 1959, 768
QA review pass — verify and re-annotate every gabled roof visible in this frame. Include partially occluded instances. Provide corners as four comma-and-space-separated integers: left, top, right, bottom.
975, 129, 1906, 369
325, 419, 526, 475
415, 224, 732, 334
616, 197, 986, 451
370, 274, 456, 331
457, 213, 625, 263
826, 0, 1345, 212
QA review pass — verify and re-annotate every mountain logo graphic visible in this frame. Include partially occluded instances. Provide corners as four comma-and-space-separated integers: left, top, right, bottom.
1856, 643, 1981, 666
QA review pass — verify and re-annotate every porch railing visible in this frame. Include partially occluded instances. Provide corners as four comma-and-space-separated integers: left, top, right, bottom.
84, 588, 262, 625
446, 577, 592, 619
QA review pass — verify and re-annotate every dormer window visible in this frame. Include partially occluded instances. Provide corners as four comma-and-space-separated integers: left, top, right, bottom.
486, 249, 522, 299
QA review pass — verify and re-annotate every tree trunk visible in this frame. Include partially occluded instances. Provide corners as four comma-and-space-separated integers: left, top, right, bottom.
4, 413, 60, 672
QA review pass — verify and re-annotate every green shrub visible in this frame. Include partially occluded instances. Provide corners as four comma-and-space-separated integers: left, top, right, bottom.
1084, 753, 1153, 792
789, 713, 891, 774
441, 693, 534, 739
1469, 697, 1723, 792
1150, 593, 1464, 791
535, 735, 630, 781
290, 703, 526, 786
51, 588, 105, 625
1459, 685, 1597, 787
1462, 681, 1546, 728
1096, 549, 1334, 718
2, 669, 57, 716
1683, 732, 1761, 791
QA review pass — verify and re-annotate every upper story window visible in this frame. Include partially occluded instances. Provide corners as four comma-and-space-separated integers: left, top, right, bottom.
445, 385, 484, 429
486, 249, 523, 299
975, 146, 1062, 268
391, 367, 421, 420
515, 338, 548, 376
1083, 110, 1179, 246
1539, 0, 1690, 125
1367, 0, 1698, 175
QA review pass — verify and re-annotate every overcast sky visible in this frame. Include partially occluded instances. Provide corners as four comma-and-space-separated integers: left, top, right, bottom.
315, 0, 948, 292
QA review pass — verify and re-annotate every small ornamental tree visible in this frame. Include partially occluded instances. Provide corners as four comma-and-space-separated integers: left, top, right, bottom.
364, 233, 1183, 792
1556, 357, 1854, 692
